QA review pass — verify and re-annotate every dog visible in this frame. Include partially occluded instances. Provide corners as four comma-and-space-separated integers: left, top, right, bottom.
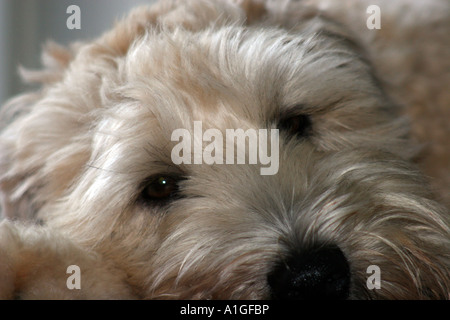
0, 0, 449, 299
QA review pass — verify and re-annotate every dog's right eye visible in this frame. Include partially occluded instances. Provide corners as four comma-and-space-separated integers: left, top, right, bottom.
278, 112, 312, 139
140, 175, 185, 204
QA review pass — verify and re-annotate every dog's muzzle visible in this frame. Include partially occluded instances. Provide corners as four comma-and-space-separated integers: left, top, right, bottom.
267, 245, 350, 300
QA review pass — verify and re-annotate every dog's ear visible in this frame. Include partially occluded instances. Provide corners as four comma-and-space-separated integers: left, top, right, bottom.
0, 42, 76, 220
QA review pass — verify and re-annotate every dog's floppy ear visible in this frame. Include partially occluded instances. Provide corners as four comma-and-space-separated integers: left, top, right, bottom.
0, 42, 75, 220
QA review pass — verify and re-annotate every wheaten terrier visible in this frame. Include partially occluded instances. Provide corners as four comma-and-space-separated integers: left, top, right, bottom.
0, 0, 449, 299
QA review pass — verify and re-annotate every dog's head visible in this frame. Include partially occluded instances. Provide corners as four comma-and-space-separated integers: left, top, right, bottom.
1, 0, 448, 299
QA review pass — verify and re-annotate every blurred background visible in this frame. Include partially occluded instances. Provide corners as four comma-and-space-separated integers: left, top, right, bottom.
0, 0, 157, 105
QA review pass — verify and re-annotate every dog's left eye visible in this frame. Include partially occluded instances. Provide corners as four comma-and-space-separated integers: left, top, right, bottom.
141, 175, 184, 203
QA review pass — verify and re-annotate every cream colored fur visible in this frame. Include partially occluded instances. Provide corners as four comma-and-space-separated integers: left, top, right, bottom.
0, 0, 449, 299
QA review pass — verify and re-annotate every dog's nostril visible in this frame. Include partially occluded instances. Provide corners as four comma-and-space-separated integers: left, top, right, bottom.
267, 245, 350, 300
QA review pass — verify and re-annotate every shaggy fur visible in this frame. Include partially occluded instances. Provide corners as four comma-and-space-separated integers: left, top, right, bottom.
0, 0, 449, 299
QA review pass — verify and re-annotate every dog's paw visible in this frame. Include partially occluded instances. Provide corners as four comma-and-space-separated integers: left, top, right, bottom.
0, 220, 135, 299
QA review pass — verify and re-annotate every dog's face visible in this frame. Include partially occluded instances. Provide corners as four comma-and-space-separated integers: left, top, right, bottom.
0, 0, 448, 299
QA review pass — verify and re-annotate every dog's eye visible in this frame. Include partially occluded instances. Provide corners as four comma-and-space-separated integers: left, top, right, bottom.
141, 175, 184, 203
278, 113, 312, 139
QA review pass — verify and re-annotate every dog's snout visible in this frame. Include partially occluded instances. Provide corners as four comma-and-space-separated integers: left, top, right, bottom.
268, 245, 350, 300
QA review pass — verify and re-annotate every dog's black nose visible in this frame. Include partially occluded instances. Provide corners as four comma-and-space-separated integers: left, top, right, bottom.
268, 245, 350, 300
